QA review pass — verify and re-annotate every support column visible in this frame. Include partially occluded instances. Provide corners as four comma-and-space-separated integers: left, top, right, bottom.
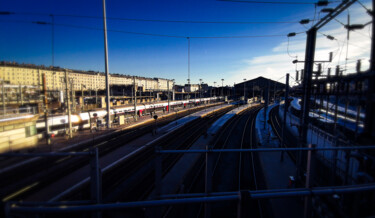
281, 73, 289, 161
102, 0, 111, 129
365, 0, 375, 138
43, 74, 51, 145
298, 27, 317, 181
167, 81, 170, 113
65, 70, 72, 139
133, 76, 137, 121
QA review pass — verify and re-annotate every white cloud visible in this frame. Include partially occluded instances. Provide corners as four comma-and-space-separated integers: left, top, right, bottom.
226, 2, 372, 85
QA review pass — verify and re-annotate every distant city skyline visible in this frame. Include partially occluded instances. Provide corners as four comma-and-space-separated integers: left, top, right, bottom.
1, 0, 372, 86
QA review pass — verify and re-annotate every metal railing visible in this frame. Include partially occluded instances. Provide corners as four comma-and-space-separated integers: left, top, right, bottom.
4, 144, 375, 217
1, 148, 102, 208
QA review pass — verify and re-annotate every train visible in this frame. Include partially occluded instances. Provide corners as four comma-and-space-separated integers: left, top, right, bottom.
288, 97, 364, 134
36, 97, 222, 136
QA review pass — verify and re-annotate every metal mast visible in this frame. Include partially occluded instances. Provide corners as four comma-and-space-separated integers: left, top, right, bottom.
102, 0, 111, 128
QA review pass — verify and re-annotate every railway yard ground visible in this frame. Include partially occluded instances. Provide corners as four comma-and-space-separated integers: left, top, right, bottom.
2, 100, 360, 218
0, 102, 234, 213
0, 102, 285, 218
255, 105, 303, 218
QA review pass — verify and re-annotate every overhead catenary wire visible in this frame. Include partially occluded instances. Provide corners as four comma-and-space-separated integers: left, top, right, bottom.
2, 11, 313, 24
0, 19, 288, 39
356, 0, 372, 14
316, 31, 341, 71
286, 36, 298, 59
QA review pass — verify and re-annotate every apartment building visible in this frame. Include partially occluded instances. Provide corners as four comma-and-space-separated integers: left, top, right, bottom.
0, 62, 173, 92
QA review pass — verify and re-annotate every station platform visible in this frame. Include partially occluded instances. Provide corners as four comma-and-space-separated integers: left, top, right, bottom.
146, 104, 258, 199
35, 102, 223, 152
21, 102, 232, 202
255, 104, 304, 218
159, 104, 232, 134
207, 103, 258, 135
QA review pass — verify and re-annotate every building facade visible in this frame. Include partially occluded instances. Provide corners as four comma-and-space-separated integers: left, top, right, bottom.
0, 62, 173, 92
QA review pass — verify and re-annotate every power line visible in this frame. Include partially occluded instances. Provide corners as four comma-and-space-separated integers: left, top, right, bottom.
286, 37, 297, 59
357, 0, 372, 14
0, 19, 287, 39
3, 11, 305, 24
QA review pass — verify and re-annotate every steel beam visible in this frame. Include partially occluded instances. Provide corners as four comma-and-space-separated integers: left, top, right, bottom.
8, 184, 375, 214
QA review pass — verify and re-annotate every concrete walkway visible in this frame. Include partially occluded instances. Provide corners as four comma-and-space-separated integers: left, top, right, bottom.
255, 104, 304, 218
37, 102, 224, 152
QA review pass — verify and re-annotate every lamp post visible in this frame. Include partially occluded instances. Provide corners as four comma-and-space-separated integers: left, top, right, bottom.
167, 80, 170, 113
172, 79, 175, 101
81, 84, 86, 111
223, 79, 225, 97
199, 79, 202, 101
187, 79, 190, 100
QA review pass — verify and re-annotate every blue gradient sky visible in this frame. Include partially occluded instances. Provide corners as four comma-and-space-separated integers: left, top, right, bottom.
1, 0, 372, 86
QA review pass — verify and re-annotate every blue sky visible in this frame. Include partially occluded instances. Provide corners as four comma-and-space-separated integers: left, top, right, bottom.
1, 0, 372, 86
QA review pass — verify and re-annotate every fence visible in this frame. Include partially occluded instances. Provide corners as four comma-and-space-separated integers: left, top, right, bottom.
4, 144, 375, 218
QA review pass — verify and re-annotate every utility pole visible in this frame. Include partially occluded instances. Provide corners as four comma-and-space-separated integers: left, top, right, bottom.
102, 0, 111, 128
95, 73, 98, 107
172, 79, 175, 101
71, 83, 76, 113
296, 0, 357, 184
281, 73, 289, 161
131, 83, 134, 104
43, 74, 51, 145
264, 81, 270, 129
199, 79, 202, 101
187, 79, 190, 100
187, 37, 190, 85
298, 27, 317, 181
133, 76, 137, 121
81, 84, 85, 111
365, 0, 375, 138
64, 70, 73, 139
167, 80, 170, 113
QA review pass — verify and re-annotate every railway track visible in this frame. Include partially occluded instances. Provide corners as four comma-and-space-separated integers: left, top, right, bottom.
268, 105, 299, 162
62, 105, 235, 217
162, 105, 270, 218
209, 105, 268, 218
0, 104, 220, 205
